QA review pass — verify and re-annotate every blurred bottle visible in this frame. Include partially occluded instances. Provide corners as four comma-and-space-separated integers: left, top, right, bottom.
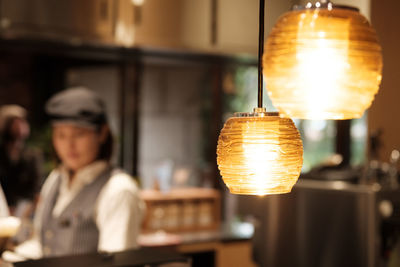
363, 128, 399, 189
387, 149, 399, 189
362, 129, 383, 184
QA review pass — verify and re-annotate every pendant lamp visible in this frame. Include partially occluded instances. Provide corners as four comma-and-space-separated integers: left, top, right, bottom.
216, 0, 303, 195
263, 1, 382, 120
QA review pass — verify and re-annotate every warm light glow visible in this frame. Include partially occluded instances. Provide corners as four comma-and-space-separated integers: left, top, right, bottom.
131, 0, 146, 6
217, 112, 303, 195
263, 7, 382, 120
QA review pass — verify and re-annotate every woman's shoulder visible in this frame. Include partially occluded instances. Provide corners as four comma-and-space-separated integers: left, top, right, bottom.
103, 168, 140, 195
95, 168, 142, 211
40, 169, 61, 193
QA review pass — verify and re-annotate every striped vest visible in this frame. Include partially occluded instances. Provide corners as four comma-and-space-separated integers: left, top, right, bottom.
40, 167, 114, 257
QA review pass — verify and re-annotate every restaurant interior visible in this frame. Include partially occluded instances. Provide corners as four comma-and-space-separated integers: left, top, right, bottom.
0, 0, 399, 266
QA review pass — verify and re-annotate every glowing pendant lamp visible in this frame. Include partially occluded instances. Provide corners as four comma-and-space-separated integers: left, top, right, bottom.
216, 0, 303, 195
263, 1, 383, 120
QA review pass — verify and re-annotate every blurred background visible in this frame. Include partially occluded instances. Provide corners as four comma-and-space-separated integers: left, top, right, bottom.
0, 0, 399, 266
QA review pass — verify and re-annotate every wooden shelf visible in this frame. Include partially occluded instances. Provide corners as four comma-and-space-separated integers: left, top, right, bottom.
140, 188, 221, 233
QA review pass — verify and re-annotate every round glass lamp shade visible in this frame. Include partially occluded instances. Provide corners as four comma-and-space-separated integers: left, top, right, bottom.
263, 5, 383, 120
217, 110, 303, 195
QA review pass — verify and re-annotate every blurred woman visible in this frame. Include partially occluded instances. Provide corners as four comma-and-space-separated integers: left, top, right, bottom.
4, 87, 144, 260
0, 105, 41, 211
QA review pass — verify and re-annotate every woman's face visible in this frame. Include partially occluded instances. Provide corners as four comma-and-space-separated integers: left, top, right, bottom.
10, 118, 30, 140
52, 124, 106, 171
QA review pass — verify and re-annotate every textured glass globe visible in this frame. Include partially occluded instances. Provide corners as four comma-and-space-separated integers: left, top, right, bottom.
217, 111, 303, 195
263, 5, 382, 120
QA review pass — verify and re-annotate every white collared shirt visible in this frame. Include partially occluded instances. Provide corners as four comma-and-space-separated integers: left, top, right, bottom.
0, 185, 9, 217
8, 160, 144, 260
52, 161, 108, 217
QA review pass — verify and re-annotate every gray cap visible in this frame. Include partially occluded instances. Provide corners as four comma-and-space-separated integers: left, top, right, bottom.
45, 87, 107, 129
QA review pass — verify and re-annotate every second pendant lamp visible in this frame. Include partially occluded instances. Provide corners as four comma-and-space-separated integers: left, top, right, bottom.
216, 0, 303, 196
263, 0, 382, 120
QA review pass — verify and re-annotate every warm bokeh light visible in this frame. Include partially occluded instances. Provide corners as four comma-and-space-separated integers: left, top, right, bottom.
217, 111, 303, 195
263, 6, 382, 120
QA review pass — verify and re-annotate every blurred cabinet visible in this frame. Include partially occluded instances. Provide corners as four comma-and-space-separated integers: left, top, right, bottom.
0, 0, 295, 56
129, 0, 212, 50
129, 0, 295, 55
215, 0, 297, 55
0, 0, 213, 49
0, 0, 115, 43
215, 0, 259, 55
140, 188, 221, 233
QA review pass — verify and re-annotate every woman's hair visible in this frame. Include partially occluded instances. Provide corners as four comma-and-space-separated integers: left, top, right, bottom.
97, 125, 113, 162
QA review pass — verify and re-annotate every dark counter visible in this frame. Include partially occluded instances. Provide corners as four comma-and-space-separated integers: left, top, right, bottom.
14, 247, 190, 267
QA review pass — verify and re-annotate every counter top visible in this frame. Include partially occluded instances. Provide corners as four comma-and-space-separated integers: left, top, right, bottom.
138, 221, 254, 247
13, 247, 189, 267
295, 178, 382, 193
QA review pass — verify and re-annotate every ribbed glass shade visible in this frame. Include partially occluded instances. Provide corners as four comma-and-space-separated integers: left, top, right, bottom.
217, 111, 303, 195
263, 6, 382, 120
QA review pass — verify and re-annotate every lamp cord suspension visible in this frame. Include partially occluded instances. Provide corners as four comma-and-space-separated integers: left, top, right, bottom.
257, 0, 265, 109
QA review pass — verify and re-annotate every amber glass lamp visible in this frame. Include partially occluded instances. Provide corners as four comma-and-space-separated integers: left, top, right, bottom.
263, 1, 382, 120
216, 0, 303, 195
217, 109, 303, 195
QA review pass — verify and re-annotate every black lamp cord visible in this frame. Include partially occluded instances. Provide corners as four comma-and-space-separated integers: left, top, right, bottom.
257, 0, 265, 109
